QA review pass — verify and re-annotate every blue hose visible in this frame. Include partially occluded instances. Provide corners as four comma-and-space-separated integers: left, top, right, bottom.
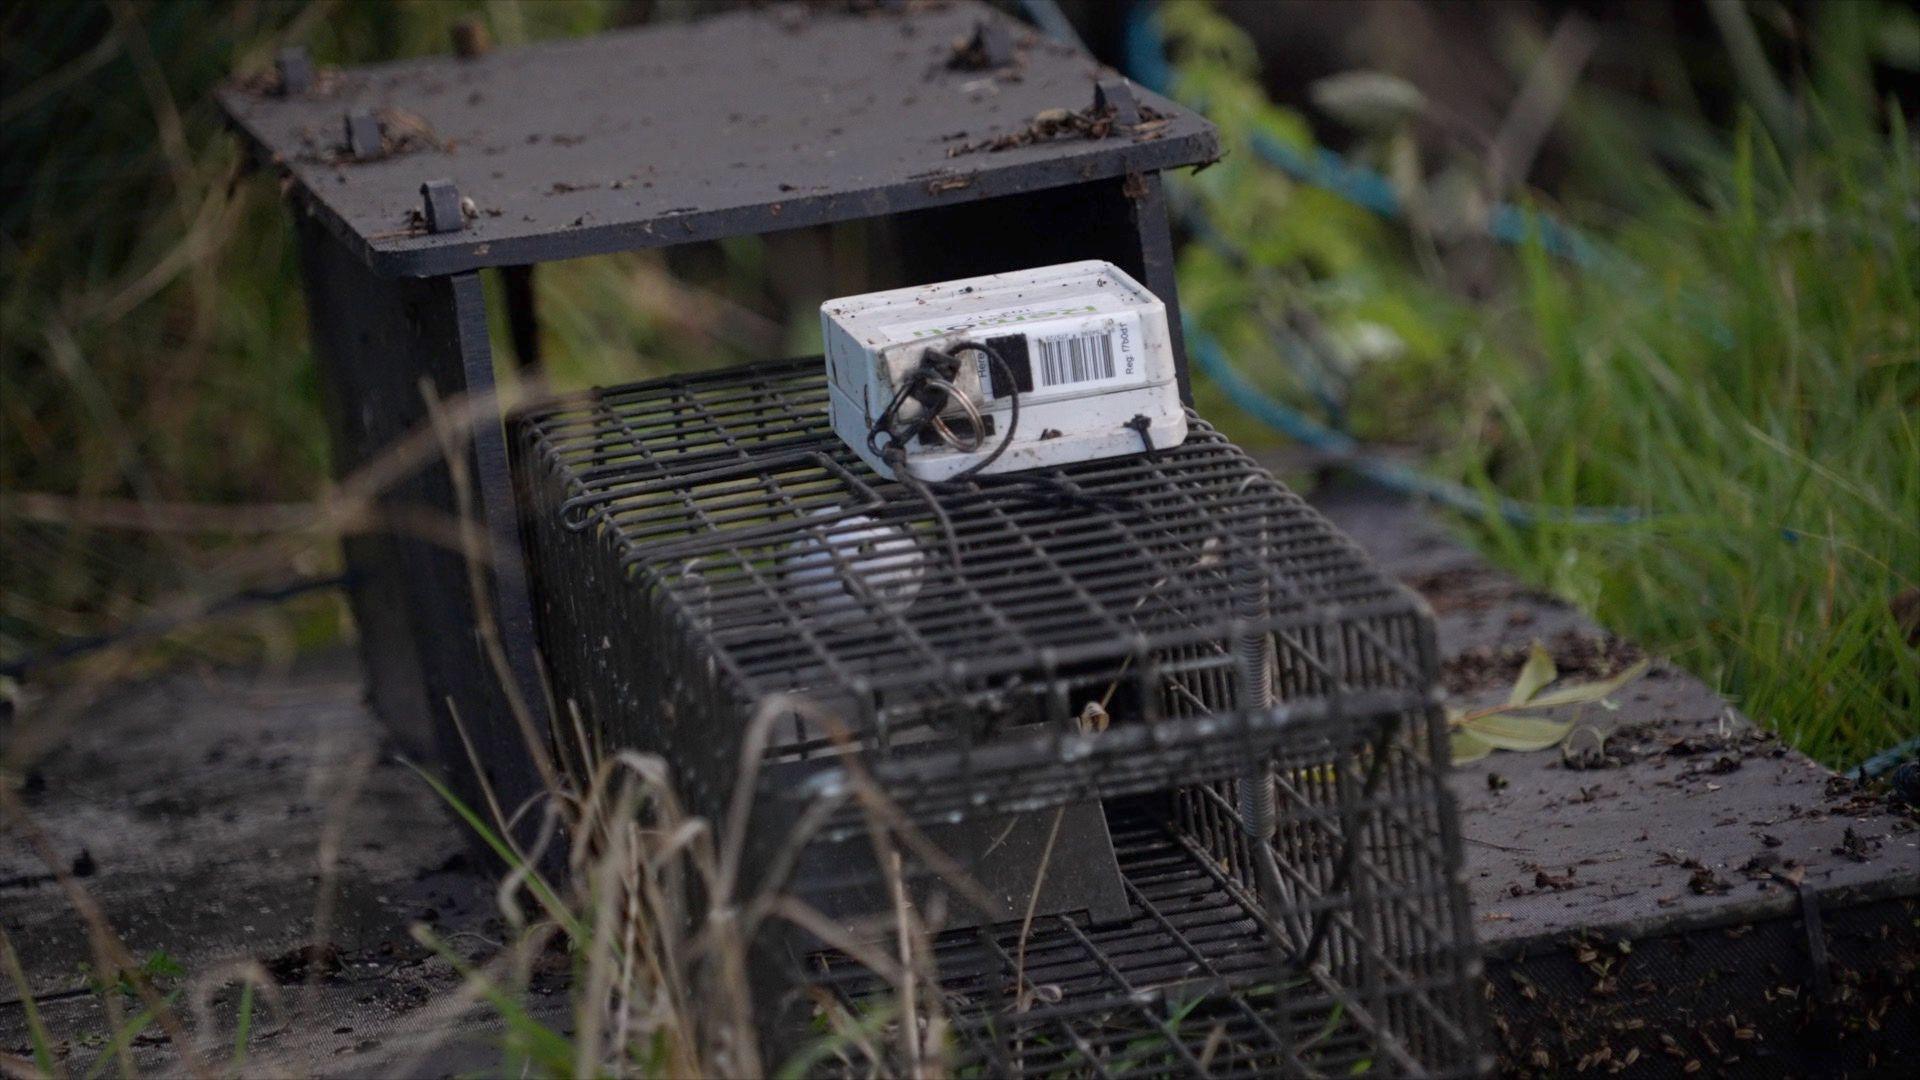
1111, 0, 1648, 525
1850, 734, 1920, 782
1186, 323, 1645, 525
1122, 3, 1601, 264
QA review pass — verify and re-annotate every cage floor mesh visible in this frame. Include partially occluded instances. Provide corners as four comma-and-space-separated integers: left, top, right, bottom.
810, 785, 1481, 1078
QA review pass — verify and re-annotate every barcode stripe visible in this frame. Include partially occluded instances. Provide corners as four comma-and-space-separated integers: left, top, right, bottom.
1034, 330, 1117, 387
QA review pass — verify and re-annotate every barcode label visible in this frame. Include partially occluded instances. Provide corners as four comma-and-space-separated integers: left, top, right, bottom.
1034, 330, 1118, 387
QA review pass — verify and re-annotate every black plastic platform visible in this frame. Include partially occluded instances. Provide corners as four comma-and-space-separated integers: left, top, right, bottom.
6, 494, 1911, 1076
1310, 481, 1920, 1077
219, 2, 1218, 277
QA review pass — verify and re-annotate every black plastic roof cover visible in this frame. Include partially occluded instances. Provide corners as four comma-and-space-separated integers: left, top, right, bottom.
219, 1, 1219, 278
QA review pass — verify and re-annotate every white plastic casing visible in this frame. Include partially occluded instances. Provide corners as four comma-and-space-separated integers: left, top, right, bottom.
821, 260, 1187, 481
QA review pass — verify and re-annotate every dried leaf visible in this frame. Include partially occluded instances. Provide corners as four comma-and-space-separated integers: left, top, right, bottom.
1521, 659, 1652, 710
1309, 70, 1425, 131
1464, 712, 1575, 752
1509, 640, 1559, 706
1451, 730, 1494, 764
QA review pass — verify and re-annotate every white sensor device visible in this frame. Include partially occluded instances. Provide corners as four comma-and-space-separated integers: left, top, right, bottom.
821, 260, 1187, 481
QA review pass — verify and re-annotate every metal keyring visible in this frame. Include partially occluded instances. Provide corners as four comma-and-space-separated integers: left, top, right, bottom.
920, 375, 987, 452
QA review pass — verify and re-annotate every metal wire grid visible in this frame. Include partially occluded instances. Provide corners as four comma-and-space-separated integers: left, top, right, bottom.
790, 638, 1480, 1075
516, 357, 1432, 741
792, 651, 1480, 1076
511, 357, 1483, 1074
808, 768, 1482, 1079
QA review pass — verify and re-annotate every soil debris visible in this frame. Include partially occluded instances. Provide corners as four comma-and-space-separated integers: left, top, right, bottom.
1741, 851, 1806, 887
311, 106, 446, 165
1654, 850, 1733, 895
1688, 867, 1732, 895
1407, 566, 1490, 612
946, 102, 1169, 158
265, 941, 344, 983
233, 65, 349, 99
1832, 825, 1878, 863
1561, 718, 1780, 773
1441, 630, 1645, 695
1533, 867, 1578, 891
945, 23, 1019, 73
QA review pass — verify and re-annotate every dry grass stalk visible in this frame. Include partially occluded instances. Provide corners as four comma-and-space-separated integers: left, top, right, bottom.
0, 785, 210, 1078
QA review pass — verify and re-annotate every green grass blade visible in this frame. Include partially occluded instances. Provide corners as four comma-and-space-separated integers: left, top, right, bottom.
230, 978, 255, 1076
404, 760, 586, 944
80, 991, 182, 1080
2, 936, 59, 1079
411, 926, 575, 1078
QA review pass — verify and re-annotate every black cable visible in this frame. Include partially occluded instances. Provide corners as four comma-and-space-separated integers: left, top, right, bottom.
867, 341, 1024, 566
950, 472, 1140, 515
865, 342, 1157, 568
882, 443, 964, 569
1125, 413, 1157, 459
1, 573, 349, 681
942, 342, 1021, 482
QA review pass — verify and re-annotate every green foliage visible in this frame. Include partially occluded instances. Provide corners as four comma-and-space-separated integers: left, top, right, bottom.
0, 1, 711, 663
1157, 3, 1484, 461
81, 948, 183, 999
1161, 1, 1918, 767
230, 977, 256, 1076
1449, 642, 1651, 764
79, 989, 184, 1080
1470, 110, 1918, 764
414, 924, 579, 1077
2, 934, 59, 1077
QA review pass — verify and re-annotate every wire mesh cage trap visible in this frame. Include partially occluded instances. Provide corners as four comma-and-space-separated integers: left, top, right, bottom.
512, 357, 1485, 1076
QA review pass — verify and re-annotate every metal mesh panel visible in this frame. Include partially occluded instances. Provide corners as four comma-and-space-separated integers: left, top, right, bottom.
511, 357, 1484, 1075
815, 783, 1479, 1078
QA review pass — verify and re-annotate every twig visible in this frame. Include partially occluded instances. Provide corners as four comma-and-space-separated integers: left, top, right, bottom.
888, 848, 922, 1076
0, 785, 212, 1079
1486, 13, 1598, 195
1706, 0, 1803, 149
1012, 804, 1068, 1012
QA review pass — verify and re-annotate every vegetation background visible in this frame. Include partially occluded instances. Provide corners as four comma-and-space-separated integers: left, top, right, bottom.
3, 0, 1916, 774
